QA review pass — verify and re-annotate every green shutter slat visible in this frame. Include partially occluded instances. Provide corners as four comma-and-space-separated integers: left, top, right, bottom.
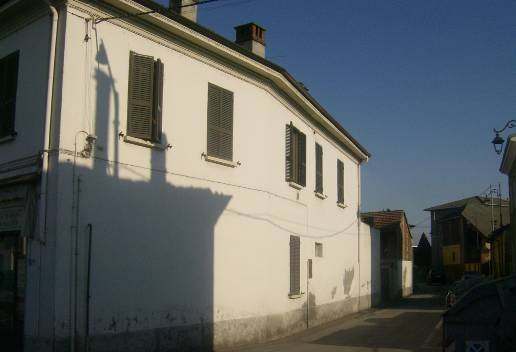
127, 52, 154, 140
285, 123, 293, 181
298, 131, 306, 187
207, 83, 233, 161
315, 143, 323, 193
337, 159, 344, 203
0, 51, 19, 138
152, 59, 164, 143
290, 235, 300, 295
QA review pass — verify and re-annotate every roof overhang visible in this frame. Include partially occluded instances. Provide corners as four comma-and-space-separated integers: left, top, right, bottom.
94, 0, 370, 162
500, 134, 516, 174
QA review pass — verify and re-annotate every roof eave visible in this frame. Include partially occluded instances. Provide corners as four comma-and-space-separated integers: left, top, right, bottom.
500, 134, 516, 174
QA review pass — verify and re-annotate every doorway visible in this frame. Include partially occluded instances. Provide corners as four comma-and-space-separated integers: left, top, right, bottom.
0, 231, 26, 351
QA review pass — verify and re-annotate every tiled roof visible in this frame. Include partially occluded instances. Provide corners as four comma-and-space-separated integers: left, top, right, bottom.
361, 210, 405, 230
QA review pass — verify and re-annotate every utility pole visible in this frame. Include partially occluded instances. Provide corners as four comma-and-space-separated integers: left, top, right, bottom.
499, 183, 503, 227
490, 184, 495, 232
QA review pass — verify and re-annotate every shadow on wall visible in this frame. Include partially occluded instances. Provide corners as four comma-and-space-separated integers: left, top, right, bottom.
54, 38, 232, 352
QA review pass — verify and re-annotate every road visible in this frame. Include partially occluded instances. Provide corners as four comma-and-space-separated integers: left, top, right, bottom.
231, 293, 444, 352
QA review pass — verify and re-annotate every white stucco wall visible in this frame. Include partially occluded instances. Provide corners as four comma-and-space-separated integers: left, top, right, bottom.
0, 13, 50, 164
3, 2, 371, 351
402, 260, 413, 297
359, 222, 381, 309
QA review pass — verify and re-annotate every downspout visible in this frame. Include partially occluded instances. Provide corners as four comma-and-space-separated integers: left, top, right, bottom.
357, 163, 361, 309
38, 0, 59, 346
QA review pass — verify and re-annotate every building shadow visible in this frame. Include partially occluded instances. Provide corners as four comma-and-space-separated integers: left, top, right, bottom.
52, 36, 232, 352
313, 309, 442, 350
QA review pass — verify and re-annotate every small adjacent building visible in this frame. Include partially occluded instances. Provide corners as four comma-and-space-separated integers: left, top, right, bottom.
413, 233, 431, 282
361, 210, 413, 301
425, 197, 509, 282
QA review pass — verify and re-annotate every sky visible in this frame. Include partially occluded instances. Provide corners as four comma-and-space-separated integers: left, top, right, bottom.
159, 0, 516, 244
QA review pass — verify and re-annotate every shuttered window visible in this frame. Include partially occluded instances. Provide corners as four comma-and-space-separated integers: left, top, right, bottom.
207, 83, 233, 161
285, 124, 306, 186
289, 235, 300, 295
337, 159, 344, 204
127, 52, 163, 142
0, 51, 19, 138
315, 143, 323, 193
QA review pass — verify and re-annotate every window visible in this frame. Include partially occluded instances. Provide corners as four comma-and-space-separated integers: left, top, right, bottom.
0, 51, 19, 139
207, 83, 234, 161
289, 235, 300, 295
126, 51, 164, 143
315, 143, 323, 193
315, 242, 323, 257
337, 159, 344, 204
285, 123, 306, 187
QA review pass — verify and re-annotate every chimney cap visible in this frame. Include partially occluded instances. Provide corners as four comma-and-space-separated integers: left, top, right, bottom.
234, 22, 266, 46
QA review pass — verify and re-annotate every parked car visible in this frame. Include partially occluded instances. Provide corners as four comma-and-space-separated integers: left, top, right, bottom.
445, 272, 486, 307
427, 268, 446, 285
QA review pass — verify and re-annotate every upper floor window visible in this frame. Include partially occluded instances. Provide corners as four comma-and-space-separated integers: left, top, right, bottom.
285, 123, 306, 187
337, 159, 344, 204
207, 83, 234, 161
126, 51, 163, 143
0, 51, 19, 139
315, 143, 323, 193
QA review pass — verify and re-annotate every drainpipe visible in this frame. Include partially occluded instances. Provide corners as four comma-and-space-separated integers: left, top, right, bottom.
357, 163, 361, 309
37, 0, 59, 347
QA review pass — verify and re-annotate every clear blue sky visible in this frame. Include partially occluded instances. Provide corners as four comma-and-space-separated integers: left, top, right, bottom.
159, 0, 515, 243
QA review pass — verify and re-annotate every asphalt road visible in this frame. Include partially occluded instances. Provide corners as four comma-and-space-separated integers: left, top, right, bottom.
231, 293, 444, 352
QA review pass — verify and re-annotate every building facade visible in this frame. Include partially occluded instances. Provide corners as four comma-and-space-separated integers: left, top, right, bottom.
499, 134, 516, 276
0, 1, 376, 351
425, 197, 509, 282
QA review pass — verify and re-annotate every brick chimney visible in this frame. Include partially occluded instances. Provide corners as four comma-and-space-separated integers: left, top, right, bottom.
170, 0, 197, 23
234, 23, 266, 58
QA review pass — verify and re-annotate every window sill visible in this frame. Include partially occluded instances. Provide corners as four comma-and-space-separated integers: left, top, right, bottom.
337, 202, 348, 209
0, 133, 16, 145
288, 292, 304, 299
288, 181, 304, 190
204, 155, 237, 168
123, 135, 168, 150
315, 192, 327, 199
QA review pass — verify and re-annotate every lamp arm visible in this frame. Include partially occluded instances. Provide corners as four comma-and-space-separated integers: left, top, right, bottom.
494, 120, 516, 134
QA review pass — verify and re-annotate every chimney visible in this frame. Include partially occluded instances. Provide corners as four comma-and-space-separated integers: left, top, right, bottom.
234, 23, 266, 58
170, 0, 197, 23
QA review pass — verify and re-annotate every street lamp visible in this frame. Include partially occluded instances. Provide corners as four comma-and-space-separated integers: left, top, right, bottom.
492, 120, 516, 155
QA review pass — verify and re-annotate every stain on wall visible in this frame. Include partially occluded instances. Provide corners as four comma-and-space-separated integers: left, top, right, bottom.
343, 267, 355, 296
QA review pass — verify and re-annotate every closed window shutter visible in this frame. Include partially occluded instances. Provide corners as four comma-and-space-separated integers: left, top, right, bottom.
0, 51, 19, 138
127, 52, 154, 141
337, 159, 344, 203
289, 235, 300, 294
152, 59, 164, 143
207, 83, 233, 161
285, 123, 293, 181
298, 132, 306, 186
315, 143, 323, 193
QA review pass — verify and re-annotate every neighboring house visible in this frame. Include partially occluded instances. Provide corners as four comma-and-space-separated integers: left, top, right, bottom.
413, 232, 431, 283
499, 134, 516, 275
488, 225, 511, 278
0, 1, 375, 351
425, 197, 510, 282
361, 210, 413, 301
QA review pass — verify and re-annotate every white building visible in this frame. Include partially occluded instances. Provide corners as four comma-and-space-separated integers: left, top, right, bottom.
0, 0, 379, 351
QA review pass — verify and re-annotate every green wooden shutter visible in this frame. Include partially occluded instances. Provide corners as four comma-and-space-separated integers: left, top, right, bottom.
298, 131, 306, 186
289, 235, 300, 294
152, 59, 164, 143
337, 159, 344, 203
315, 143, 323, 193
207, 83, 233, 161
0, 51, 19, 138
285, 123, 293, 181
127, 52, 154, 140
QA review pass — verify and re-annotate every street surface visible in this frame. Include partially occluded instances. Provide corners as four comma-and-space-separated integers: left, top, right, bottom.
231, 293, 444, 352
